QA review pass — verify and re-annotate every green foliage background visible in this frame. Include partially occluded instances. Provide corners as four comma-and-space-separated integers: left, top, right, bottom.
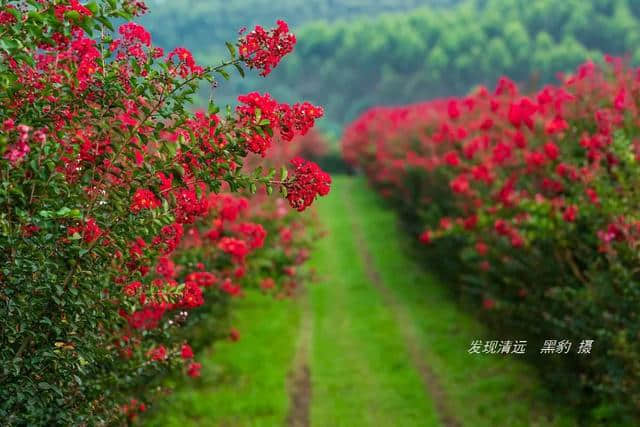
141, 0, 460, 58
143, 0, 640, 135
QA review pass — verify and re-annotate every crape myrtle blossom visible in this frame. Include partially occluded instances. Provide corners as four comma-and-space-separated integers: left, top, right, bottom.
0, 2, 329, 423
238, 19, 296, 77
343, 57, 640, 412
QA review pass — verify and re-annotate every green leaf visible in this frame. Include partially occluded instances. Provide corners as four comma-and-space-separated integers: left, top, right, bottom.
63, 10, 81, 22
233, 63, 245, 78
96, 16, 114, 32
208, 101, 220, 115
225, 41, 236, 59
216, 68, 230, 80
7, 8, 22, 22
86, 1, 100, 15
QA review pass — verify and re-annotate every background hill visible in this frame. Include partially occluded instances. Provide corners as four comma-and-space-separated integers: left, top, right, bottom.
142, 0, 640, 135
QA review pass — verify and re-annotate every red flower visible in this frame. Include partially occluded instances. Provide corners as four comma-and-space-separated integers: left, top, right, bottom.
439, 217, 453, 230
443, 151, 460, 167
450, 174, 469, 194
543, 142, 560, 161
118, 23, 151, 47
123, 281, 141, 297
220, 278, 242, 296
229, 328, 240, 342
181, 344, 194, 359
238, 20, 296, 77
545, 115, 568, 135
482, 298, 495, 310
463, 215, 478, 230
261, 278, 276, 290
21, 224, 40, 237
285, 158, 331, 211
167, 47, 203, 77
563, 204, 578, 222
585, 188, 599, 205
234, 222, 267, 249
218, 237, 250, 262
279, 102, 324, 141
130, 188, 161, 213
187, 362, 202, 378
614, 87, 626, 111
475, 241, 488, 256
419, 230, 431, 244
185, 271, 218, 288
447, 100, 460, 119
173, 188, 209, 224
148, 345, 167, 361
494, 219, 510, 236
508, 97, 537, 129
178, 281, 204, 309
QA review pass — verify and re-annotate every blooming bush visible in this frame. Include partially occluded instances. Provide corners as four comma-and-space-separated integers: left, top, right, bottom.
0, 1, 329, 424
344, 57, 640, 420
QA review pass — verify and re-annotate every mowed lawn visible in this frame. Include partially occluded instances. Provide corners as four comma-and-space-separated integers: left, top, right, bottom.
143, 175, 577, 426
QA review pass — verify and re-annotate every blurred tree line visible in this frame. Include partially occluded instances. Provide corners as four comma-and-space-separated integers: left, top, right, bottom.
141, 0, 460, 57
143, 0, 640, 134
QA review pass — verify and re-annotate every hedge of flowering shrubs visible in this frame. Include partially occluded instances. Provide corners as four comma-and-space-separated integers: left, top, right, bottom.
344, 57, 640, 420
0, 1, 330, 425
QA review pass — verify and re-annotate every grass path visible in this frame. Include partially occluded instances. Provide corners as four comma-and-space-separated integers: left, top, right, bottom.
144, 176, 577, 426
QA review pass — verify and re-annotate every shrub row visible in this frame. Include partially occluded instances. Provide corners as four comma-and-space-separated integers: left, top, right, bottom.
0, 1, 329, 425
343, 57, 640, 422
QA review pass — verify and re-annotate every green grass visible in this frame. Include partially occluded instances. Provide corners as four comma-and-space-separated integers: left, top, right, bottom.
143, 291, 301, 427
308, 180, 440, 426
143, 175, 578, 426
338, 176, 577, 427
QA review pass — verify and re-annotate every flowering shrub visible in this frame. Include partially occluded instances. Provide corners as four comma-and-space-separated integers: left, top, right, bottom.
0, 1, 329, 424
344, 57, 640, 420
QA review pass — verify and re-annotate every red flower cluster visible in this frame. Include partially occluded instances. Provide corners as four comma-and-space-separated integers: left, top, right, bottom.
343, 59, 640, 406
0, 8, 327, 423
234, 222, 266, 249
3, 124, 33, 165
218, 237, 250, 262
68, 217, 103, 244
54, 0, 92, 21
167, 47, 203, 78
344, 58, 640, 254
238, 20, 296, 77
118, 22, 151, 47
187, 362, 201, 378
181, 344, 194, 359
236, 92, 323, 156
130, 188, 161, 213
173, 187, 210, 224
285, 157, 332, 212
148, 345, 167, 361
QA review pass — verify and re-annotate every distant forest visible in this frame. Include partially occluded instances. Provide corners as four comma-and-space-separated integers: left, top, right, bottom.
143, 0, 640, 133
141, 0, 460, 56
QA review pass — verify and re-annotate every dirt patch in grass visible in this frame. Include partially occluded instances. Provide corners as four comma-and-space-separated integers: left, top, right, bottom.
286, 288, 312, 427
344, 191, 461, 427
